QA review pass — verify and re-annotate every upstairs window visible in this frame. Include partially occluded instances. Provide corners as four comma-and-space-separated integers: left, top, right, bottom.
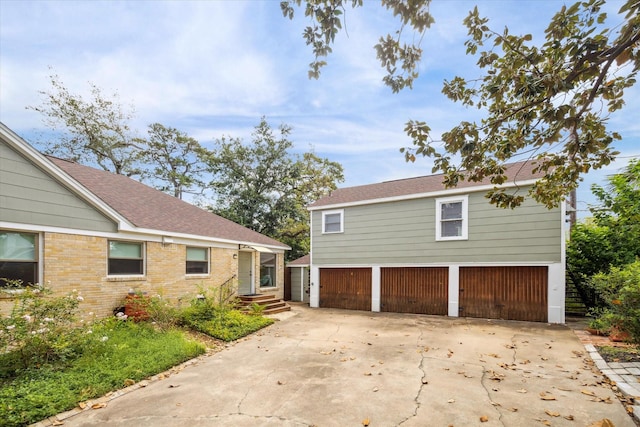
186, 247, 209, 275
435, 196, 468, 241
0, 231, 38, 287
108, 241, 144, 275
322, 210, 344, 234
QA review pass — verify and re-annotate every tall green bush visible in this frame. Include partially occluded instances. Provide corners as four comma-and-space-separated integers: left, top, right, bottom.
590, 260, 640, 345
0, 286, 85, 372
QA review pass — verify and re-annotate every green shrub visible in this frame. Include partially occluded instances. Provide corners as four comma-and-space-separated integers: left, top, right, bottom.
187, 309, 274, 342
589, 260, 640, 345
124, 291, 182, 331
0, 286, 85, 373
178, 282, 274, 341
0, 318, 205, 427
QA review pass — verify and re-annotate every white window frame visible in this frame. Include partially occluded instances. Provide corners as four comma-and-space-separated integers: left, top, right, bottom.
322, 209, 344, 234
186, 246, 210, 276
107, 240, 145, 277
435, 195, 469, 241
0, 229, 40, 287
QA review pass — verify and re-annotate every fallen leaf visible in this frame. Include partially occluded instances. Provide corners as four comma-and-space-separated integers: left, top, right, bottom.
487, 353, 500, 358
581, 390, 596, 396
447, 399, 456, 403
52, 420, 64, 426
168, 384, 180, 388
91, 403, 107, 409
508, 407, 518, 412
587, 419, 615, 427
516, 389, 527, 393
372, 387, 379, 392
78, 402, 87, 410
545, 410, 560, 417
362, 418, 370, 426
277, 380, 286, 385
124, 378, 136, 386
539, 392, 556, 401
364, 372, 372, 376
563, 415, 575, 420
479, 415, 489, 422
421, 378, 429, 384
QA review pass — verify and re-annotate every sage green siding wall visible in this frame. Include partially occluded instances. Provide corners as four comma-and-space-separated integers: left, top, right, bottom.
290, 266, 310, 302
311, 190, 561, 265
0, 141, 117, 232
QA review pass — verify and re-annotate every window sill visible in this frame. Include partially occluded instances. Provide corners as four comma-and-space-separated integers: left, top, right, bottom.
186, 274, 210, 279
435, 236, 468, 241
106, 275, 146, 282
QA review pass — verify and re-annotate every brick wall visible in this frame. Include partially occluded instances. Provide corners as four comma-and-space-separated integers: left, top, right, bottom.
0, 232, 241, 318
0, 232, 288, 318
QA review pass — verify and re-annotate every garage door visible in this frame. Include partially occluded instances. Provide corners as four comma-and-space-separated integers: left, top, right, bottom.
319, 268, 371, 311
381, 267, 448, 315
459, 266, 548, 322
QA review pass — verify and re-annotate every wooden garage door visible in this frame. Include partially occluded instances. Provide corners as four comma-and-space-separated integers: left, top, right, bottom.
381, 267, 448, 315
459, 266, 548, 322
319, 268, 371, 311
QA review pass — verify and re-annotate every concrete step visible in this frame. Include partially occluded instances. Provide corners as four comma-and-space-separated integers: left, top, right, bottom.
237, 294, 291, 315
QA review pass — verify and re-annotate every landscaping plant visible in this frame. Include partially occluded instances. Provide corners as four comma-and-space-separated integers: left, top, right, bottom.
0, 284, 85, 373
589, 260, 640, 346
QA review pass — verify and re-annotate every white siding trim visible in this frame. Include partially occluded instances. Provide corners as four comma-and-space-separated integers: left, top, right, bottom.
371, 266, 381, 312
310, 266, 320, 308
448, 265, 460, 317
0, 221, 284, 252
548, 263, 565, 324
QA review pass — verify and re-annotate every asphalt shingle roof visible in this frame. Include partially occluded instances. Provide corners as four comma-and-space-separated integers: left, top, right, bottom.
309, 161, 543, 208
287, 254, 310, 266
48, 157, 288, 249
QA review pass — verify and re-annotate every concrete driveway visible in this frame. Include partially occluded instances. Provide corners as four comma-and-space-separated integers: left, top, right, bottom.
53, 304, 634, 427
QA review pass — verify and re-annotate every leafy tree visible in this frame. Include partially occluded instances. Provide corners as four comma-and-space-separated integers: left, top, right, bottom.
28, 72, 142, 176
136, 123, 208, 199
567, 159, 640, 307
283, 0, 640, 208
205, 117, 344, 260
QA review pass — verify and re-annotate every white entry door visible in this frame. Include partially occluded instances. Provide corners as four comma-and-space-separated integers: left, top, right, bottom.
238, 251, 254, 295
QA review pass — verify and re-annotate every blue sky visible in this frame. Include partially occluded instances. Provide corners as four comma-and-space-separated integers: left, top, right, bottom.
1, 0, 638, 218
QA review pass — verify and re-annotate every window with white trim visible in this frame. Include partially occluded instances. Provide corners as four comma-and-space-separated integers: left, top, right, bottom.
0, 230, 38, 287
259, 252, 276, 287
322, 210, 344, 234
186, 247, 209, 275
435, 196, 468, 240
108, 241, 144, 275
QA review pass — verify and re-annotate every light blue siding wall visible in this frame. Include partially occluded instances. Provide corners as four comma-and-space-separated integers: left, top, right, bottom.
311, 190, 561, 265
0, 141, 117, 232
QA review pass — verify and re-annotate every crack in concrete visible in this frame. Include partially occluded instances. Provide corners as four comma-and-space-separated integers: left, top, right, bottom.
398, 324, 427, 425
479, 364, 507, 427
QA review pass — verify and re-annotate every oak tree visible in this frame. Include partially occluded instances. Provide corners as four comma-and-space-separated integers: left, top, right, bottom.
205, 117, 344, 259
136, 123, 208, 199
283, 0, 640, 208
29, 72, 142, 176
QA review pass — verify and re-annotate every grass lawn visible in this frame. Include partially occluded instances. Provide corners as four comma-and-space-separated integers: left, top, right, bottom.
0, 308, 275, 427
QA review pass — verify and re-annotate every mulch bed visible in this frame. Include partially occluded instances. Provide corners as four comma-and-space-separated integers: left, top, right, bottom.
596, 345, 640, 363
